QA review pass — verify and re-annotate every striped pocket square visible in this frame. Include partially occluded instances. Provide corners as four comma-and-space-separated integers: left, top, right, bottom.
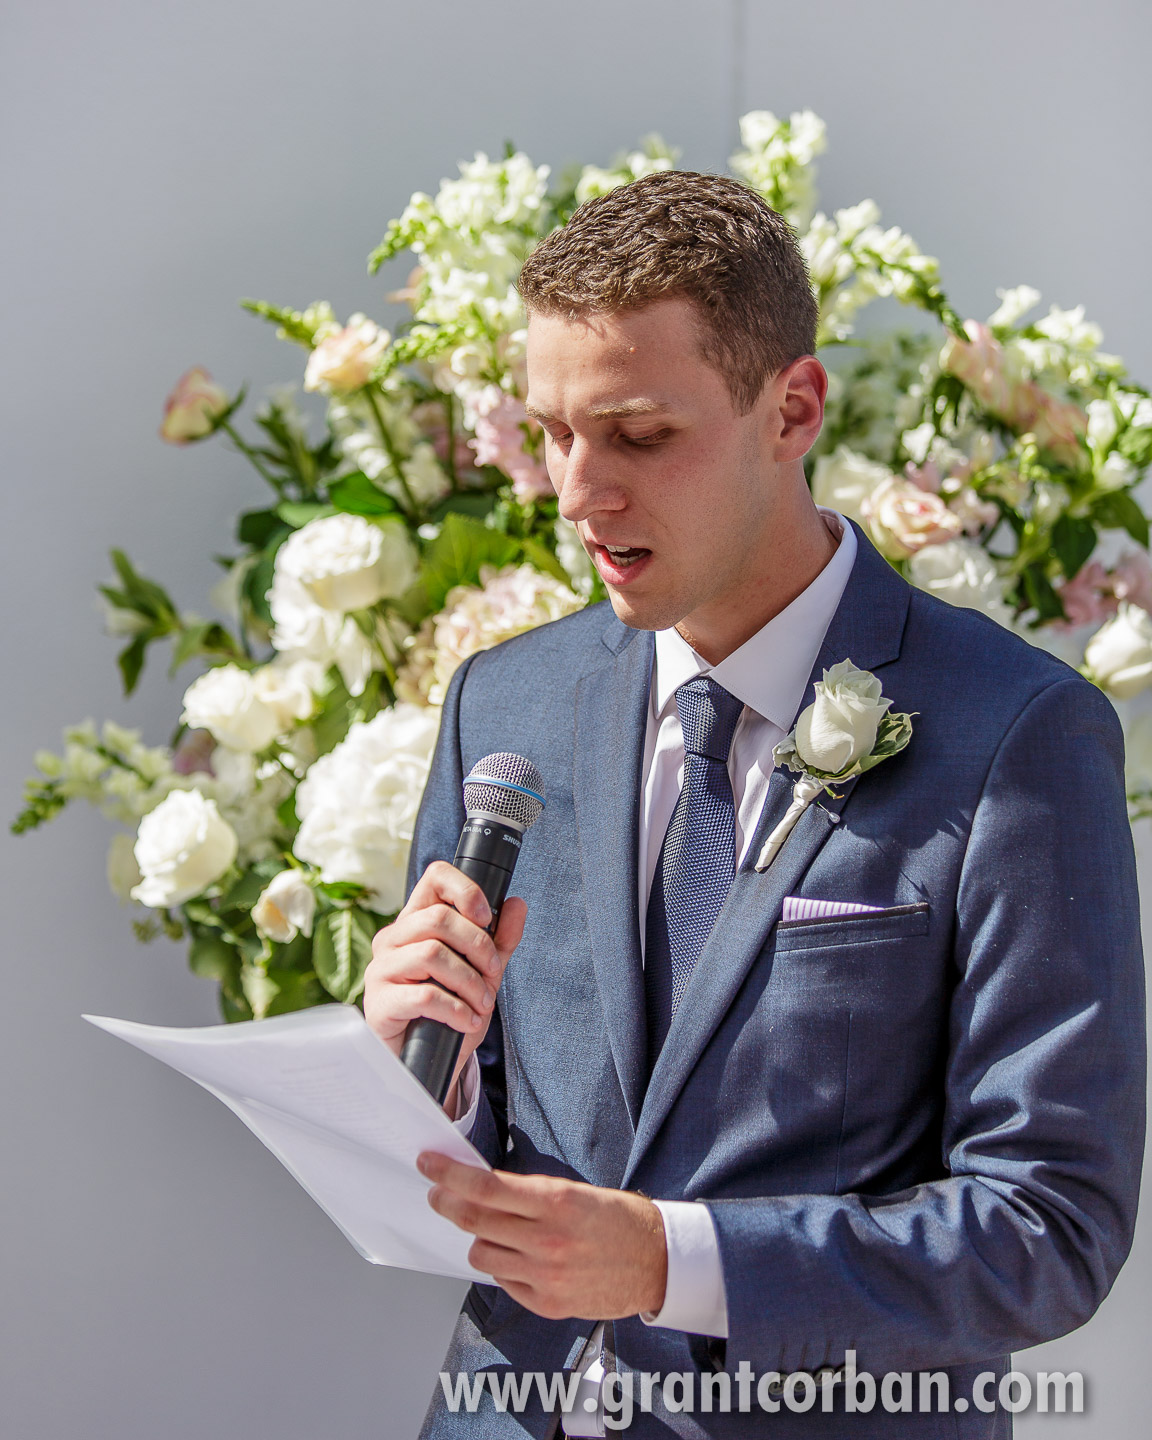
781, 896, 884, 923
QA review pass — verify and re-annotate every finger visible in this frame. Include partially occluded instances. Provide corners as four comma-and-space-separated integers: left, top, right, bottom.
406, 861, 494, 930
371, 934, 496, 1018
379, 980, 491, 1035
492, 896, 528, 969
385, 903, 501, 981
417, 1155, 546, 1217
468, 1238, 542, 1286
427, 1185, 537, 1248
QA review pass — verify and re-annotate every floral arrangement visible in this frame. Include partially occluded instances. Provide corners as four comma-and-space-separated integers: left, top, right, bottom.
15, 110, 1152, 1020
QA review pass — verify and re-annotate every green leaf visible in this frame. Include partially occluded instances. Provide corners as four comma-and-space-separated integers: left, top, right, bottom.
1019, 564, 1067, 623
189, 933, 241, 986
520, 537, 572, 587
237, 508, 287, 547
328, 471, 399, 517
109, 549, 178, 623
312, 908, 376, 1004
429, 491, 500, 523
276, 790, 300, 837
262, 970, 330, 1017
1091, 489, 1150, 547
117, 635, 149, 695
1050, 514, 1097, 580
412, 512, 520, 617
277, 501, 336, 529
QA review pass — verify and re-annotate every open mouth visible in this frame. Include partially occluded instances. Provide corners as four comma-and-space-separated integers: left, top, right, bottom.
591, 542, 653, 584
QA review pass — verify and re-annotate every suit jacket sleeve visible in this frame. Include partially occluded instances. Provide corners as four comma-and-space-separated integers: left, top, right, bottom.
705, 675, 1147, 1374
405, 654, 507, 1168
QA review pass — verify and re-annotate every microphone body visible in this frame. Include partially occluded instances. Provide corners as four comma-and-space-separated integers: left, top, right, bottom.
400, 753, 545, 1105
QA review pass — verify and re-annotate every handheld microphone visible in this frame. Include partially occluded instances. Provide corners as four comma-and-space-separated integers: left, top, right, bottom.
400, 752, 546, 1104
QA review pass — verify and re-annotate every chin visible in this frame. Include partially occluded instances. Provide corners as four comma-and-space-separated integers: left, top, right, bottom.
605, 588, 684, 634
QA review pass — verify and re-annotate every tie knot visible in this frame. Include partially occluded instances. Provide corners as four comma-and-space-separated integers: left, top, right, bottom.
676, 676, 743, 763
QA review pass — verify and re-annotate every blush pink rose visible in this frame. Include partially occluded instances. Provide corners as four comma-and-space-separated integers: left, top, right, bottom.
160, 367, 231, 444
862, 476, 964, 559
1111, 550, 1152, 615
468, 390, 555, 502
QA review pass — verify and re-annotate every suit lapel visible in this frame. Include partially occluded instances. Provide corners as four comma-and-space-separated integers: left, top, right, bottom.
574, 619, 653, 1129
624, 524, 912, 1179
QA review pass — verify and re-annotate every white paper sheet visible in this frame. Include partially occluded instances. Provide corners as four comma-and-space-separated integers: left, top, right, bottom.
83, 1004, 491, 1281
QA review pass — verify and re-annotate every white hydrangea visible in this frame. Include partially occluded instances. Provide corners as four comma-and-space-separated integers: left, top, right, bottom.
293, 704, 442, 914
908, 539, 1012, 626
397, 563, 586, 707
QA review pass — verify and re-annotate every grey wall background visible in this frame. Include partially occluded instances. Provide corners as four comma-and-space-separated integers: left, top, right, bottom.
2, 1, 1149, 1435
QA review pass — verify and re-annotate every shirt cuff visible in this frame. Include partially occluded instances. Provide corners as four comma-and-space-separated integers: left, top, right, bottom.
641, 1200, 729, 1338
449, 1052, 481, 1136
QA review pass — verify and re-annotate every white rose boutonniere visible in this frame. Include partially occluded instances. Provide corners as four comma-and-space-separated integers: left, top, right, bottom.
755, 659, 914, 872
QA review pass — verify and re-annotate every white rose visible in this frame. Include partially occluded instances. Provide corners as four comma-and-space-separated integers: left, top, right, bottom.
131, 789, 238, 908
293, 704, 442, 913
303, 316, 389, 393
1084, 603, 1152, 699
269, 568, 375, 697
276, 514, 417, 612
908, 539, 1012, 625
106, 832, 143, 904
810, 446, 893, 524
793, 660, 892, 775
181, 662, 309, 753
252, 869, 317, 944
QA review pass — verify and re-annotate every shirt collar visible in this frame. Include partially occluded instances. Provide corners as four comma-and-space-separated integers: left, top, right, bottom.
652, 509, 858, 729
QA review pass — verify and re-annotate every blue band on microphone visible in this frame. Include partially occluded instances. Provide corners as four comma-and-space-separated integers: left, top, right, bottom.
464, 776, 546, 808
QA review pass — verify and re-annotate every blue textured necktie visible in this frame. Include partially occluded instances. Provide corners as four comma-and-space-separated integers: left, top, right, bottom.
645, 676, 744, 1072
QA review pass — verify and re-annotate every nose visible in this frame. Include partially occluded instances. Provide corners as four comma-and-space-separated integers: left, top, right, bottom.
554, 435, 626, 525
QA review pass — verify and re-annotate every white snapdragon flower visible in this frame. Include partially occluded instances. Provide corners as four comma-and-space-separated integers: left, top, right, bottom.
987, 285, 1041, 329
293, 705, 442, 914
131, 790, 238, 908
908, 540, 1012, 625
276, 514, 417, 613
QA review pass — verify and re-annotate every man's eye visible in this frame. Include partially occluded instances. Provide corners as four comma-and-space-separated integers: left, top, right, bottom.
622, 430, 670, 447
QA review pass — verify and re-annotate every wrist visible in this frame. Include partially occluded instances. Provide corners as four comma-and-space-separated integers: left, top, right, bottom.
634, 1197, 669, 1315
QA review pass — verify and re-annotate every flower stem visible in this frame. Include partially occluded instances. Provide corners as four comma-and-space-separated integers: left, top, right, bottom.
220, 421, 282, 492
363, 387, 421, 519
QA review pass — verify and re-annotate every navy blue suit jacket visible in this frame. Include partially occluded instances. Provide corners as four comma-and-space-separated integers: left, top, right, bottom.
410, 526, 1146, 1439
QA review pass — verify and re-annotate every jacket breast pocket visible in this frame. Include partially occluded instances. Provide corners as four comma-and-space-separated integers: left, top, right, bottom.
773, 901, 931, 952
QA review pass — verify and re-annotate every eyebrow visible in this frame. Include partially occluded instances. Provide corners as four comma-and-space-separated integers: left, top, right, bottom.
523, 399, 669, 422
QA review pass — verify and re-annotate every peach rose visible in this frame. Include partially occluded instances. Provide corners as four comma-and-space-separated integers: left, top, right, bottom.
160, 367, 231, 444
303, 317, 390, 393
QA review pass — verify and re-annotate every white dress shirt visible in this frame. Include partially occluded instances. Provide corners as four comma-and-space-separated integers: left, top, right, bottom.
453, 512, 856, 1360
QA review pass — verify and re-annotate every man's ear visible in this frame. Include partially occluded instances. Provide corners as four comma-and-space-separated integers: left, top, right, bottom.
773, 355, 828, 461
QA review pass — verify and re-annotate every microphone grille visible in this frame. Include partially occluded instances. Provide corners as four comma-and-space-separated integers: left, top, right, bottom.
463, 752, 546, 831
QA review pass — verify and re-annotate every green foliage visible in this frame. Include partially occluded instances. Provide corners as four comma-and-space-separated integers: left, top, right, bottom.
312, 908, 377, 1004
240, 298, 333, 348
407, 511, 520, 619
10, 778, 67, 834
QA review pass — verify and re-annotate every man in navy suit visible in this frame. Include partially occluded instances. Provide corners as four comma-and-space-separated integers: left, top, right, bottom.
364, 172, 1146, 1437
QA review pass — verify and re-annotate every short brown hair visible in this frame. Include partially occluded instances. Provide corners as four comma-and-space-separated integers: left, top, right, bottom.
518, 170, 817, 414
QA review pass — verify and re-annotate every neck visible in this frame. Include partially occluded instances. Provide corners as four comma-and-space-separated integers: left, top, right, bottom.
675, 501, 840, 665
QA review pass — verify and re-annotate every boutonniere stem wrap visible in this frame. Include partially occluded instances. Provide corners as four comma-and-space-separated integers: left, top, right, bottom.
755, 659, 914, 872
